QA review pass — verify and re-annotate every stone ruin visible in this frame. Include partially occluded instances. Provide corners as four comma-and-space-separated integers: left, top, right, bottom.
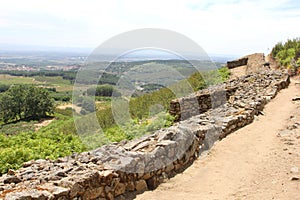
0, 69, 290, 200
227, 53, 267, 77
227, 57, 248, 69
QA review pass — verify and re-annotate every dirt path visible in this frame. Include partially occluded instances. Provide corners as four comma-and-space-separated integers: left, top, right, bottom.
34, 118, 54, 131
135, 78, 300, 200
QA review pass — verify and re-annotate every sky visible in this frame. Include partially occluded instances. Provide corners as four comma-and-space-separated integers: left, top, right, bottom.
0, 0, 300, 56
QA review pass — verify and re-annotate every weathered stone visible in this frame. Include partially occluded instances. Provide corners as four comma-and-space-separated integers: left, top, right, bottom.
165, 163, 174, 173
142, 173, 152, 180
292, 97, 300, 101
99, 170, 118, 179
106, 192, 114, 200
82, 187, 104, 200
4, 176, 21, 184
56, 171, 67, 177
5, 189, 52, 200
125, 181, 135, 192
290, 166, 299, 173
146, 176, 159, 190
135, 180, 147, 192
114, 182, 126, 197
290, 176, 300, 181
7, 170, 16, 176
58, 179, 85, 198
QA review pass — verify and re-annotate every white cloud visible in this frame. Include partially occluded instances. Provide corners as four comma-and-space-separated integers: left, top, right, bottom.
0, 0, 299, 55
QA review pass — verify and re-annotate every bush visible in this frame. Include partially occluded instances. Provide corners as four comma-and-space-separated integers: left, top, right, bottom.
0, 129, 85, 175
0, 84, 9, 93
271, 38, 300, 73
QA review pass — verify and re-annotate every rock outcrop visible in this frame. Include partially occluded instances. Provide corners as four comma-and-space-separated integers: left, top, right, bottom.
0, 69, 290, 200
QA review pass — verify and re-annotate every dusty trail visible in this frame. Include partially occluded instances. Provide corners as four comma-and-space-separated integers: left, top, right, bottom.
135, 78, 300, 200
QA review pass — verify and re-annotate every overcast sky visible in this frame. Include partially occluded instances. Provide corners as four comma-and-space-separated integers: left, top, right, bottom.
0, 0, 299, 56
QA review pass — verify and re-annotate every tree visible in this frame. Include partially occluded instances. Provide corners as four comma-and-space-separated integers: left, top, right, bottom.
0, 85, 55, 123
6, 85, 27, 120
24, 86, 55, 119
0, 93, 15, 123
87, 85, 121, 97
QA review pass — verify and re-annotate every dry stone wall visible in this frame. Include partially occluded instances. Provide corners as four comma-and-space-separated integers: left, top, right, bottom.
228, 53, 267, 77
227, 57, 248, 69
0, 70, 290, 200
169, 85, 237, 121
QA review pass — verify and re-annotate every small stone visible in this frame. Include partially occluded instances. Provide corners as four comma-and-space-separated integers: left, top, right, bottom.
39, 184, 70, 198
142, 173, 152, 180
4, 176, 21, 184
285, 142, 294, 145
83, 187, 104, 200
22, 160, 34, 167
290, 176, 300, 181
7, 169, 16, 176
292, 97, 300, 101
106, 192, 114, 200
56, 171, 67, 177
290, 166, 299, 173
278, 130, 292, 137
114, 182, 126, 196
287, 124, 297, 130
99, 170, 118, 179
105, 186, 112, 194
161, 172, 168, 179
126, 181, 135, 191
135, 180, 147, 191
117, 195, 126, 200
147, 176, 159, 190
5, 189, 52, 200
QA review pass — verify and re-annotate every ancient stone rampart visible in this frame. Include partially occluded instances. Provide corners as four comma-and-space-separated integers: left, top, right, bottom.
227, 57, 248, 69
228, 53, 267, 77
169, 85, 237, 121
0, 70, 290, 200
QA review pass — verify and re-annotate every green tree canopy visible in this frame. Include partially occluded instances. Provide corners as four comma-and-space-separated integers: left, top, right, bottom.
87, 85, 121, 97
0, 85, 54, 123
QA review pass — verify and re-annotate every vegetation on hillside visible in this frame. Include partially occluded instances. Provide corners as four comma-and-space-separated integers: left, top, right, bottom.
94, 66, 230, 128
0, 64, 230, 175
0, 112, 86, 175
0, 70, 77, 83
271, 38, 300, 74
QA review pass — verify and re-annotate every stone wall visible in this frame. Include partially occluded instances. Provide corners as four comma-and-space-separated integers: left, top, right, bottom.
228, 53, 267, 77
246, 53, 266, 73
227, 57, 248, 69
169, 86, 237, 121
0, 70, 290, 200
